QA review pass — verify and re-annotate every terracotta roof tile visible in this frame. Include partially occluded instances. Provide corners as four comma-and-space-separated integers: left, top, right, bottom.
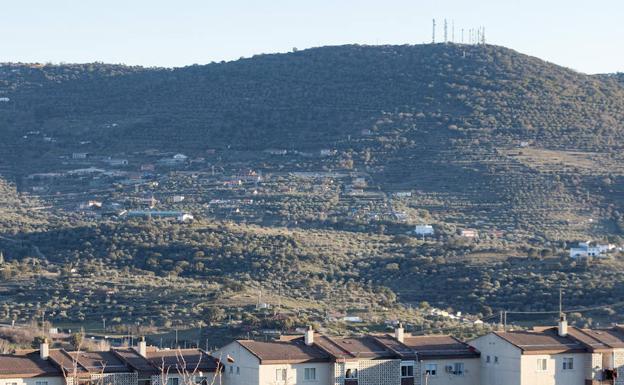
0, 352, 62, 378
145, 349, 218, 372
493, 328, 586, 354
238, 339, 330, 364
402, 335, 479, 359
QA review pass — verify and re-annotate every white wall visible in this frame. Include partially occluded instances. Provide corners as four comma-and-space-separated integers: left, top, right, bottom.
212, 342, 260, 385
213, 342, 332, 385
419, 358, 479, 385
469, 333, 522, 385
259, 362, 332, 385
519, 353, 586, 385
0, 377, 65, 385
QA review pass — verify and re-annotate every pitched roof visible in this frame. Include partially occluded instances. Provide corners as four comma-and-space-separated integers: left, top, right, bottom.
111, 349, 157, 373
493, 328, 586, 354
144, 349, 218, 372
370, 335, 418, 360
402, 335, 480, 359
0, 352, 62, 378
237, 339, 330, 364
566, 327, 624, 351
314, 335, 397, 361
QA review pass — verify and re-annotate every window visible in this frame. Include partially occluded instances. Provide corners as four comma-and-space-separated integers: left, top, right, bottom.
537, 358, 548, 371
425, 364, 437, 376
401, 364, 414, 377
236, 366, 240, 375
276, 368, 287, 381
229, 366, 233, 374
345, 368, 358, 378
563, 357, 574, 370
167, 379, 179, 385
486, 355, 491, 363
453, 362, 465, 375
304, 367, 316, 380
36, 382, 49, 385
494, 356, 499, 364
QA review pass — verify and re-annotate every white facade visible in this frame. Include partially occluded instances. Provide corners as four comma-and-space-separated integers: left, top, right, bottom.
414, 225, 434, 236
469, 333, 523, 385
419, 358, 479, 385
214, 342, 332, 385
470, 333, 588, 385
569, 241, 614, 259
0, 377, 64, 385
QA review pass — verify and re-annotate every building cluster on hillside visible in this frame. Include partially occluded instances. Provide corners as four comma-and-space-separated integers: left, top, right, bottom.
5, 317, 624, 385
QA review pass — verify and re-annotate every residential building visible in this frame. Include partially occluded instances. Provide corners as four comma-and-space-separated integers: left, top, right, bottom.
569, 241, 615, 259
414, 225, 434, 236
470, 316, 624, 385
104, 159, 129, 167
402, 335, 480, 385
214, 325, 480, 385
460, 229, 478, 239
72, 153, 88, 160
0, 339, 220, 385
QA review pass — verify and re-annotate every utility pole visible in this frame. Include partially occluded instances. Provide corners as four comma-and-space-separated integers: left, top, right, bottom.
503, 311, 507, 331
432, 19, 436, 44
444, 19, 448, 43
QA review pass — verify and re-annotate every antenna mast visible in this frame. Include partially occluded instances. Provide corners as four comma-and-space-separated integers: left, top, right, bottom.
432, 19, 436, 44
444, 19, 448, 43
452, 20, 455, 42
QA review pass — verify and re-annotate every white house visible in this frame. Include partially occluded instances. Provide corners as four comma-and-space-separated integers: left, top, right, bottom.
414, 225, 435, 236
569, 241, 615, 259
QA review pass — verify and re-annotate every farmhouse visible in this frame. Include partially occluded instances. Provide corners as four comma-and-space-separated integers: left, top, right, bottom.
569, 241, 614, 259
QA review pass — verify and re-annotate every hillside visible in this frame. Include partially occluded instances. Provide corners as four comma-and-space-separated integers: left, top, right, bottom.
2, 44, 624, 151
2, 44, 624, 333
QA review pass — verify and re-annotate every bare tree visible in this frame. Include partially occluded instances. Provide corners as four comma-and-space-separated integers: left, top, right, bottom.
157, 349, 223, 385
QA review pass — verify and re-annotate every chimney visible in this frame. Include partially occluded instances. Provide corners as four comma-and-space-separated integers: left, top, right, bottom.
558, 314, 568, 337
395, 323, 405, 343
304, 326, 314, 346
137, 336, 147, 357
40, 338, 49, 360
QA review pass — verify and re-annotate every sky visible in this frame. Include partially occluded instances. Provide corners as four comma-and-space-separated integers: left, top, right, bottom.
1, 0, 622, 74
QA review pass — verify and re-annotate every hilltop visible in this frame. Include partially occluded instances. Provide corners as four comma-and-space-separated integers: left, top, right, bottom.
2, 44, 624, 151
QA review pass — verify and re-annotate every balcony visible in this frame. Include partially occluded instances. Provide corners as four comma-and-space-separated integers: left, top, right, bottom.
401, 377, 415, 385
344, 379, 358, 385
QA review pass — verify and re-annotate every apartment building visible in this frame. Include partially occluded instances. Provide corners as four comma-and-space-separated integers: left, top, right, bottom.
214, 325, 480, 385
470, 316, 624, 385
0, 339, 220, 385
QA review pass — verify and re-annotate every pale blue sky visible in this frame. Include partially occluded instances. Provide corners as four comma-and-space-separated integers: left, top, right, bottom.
1, 0, 622, 73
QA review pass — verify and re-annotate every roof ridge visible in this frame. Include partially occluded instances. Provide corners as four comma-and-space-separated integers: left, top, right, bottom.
373, 334, 418, 359
315, 335, 356, 359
